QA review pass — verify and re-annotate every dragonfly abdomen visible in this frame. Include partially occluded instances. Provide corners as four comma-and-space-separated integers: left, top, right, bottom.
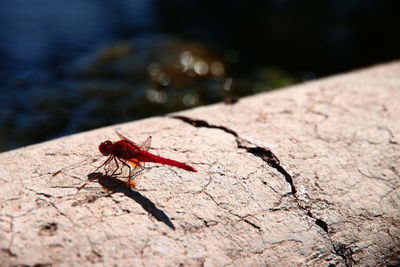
134, 151, 197, 172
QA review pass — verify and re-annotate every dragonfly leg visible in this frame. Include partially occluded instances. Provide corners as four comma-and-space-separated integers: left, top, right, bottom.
111, 157, 123, 176
115, 158, 131, 177
94, 155, 113, 173
117, 158, 139, 188
127, 167, 144, 188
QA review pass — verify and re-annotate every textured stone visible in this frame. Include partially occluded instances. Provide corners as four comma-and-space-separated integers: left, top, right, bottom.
1, 62, 399, 266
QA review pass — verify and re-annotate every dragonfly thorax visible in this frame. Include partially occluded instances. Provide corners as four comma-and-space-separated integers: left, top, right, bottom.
99, 140, 113, 156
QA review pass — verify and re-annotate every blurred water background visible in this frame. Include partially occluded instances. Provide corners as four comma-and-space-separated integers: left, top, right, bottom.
0, 0, 399, 152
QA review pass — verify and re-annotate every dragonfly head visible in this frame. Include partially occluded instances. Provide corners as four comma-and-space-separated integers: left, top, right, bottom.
99, 140, 113, 156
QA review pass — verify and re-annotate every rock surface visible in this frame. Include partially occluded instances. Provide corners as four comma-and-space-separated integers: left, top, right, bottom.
1, 62, 399, 266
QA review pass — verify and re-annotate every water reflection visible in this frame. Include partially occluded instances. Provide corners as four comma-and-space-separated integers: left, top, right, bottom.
2, 1, 394, 151
0, 33, 298, 152
182, 94, 198, 107
146, 88, 168, 104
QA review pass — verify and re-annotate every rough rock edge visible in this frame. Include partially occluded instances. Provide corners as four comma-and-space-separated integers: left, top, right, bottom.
171, 115, 355, 266
0, 61, 399, 266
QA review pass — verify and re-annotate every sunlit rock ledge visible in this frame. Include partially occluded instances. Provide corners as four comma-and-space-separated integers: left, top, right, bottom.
1, 61, 399, 266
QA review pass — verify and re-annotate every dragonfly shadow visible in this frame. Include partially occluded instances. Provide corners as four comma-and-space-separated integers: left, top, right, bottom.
88, 173, 176, 231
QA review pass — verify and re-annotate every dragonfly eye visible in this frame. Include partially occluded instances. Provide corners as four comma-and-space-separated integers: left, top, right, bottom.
99, 140, 113, 156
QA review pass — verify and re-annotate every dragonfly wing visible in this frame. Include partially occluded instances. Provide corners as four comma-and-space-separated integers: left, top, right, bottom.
138, 136, 152, 152
116, 131, 139, 147
115, 131, 151, 167
116, 131, 152, 152
52, 156, 101, 176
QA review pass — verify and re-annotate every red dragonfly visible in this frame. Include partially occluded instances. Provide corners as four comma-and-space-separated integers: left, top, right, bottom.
53, 132, 197, 188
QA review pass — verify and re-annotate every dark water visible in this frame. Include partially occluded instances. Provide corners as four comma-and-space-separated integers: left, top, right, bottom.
0, 0, 399, 152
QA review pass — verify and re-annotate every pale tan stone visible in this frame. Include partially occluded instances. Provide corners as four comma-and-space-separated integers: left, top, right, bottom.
1, 62, 399, 266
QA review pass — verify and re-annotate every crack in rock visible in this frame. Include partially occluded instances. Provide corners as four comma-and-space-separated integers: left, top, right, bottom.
171, 115, 355, 266
242, 217, 261, 231
25, 188, 53, 198
172, 115, 296, 194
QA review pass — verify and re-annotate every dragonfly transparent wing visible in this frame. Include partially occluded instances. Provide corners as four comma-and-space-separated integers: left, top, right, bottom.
116, 131, 152, 151
52, 155, 101, 177
138, 136, 152, 152
115, 131, 152, 168
116, 131, 138, 145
